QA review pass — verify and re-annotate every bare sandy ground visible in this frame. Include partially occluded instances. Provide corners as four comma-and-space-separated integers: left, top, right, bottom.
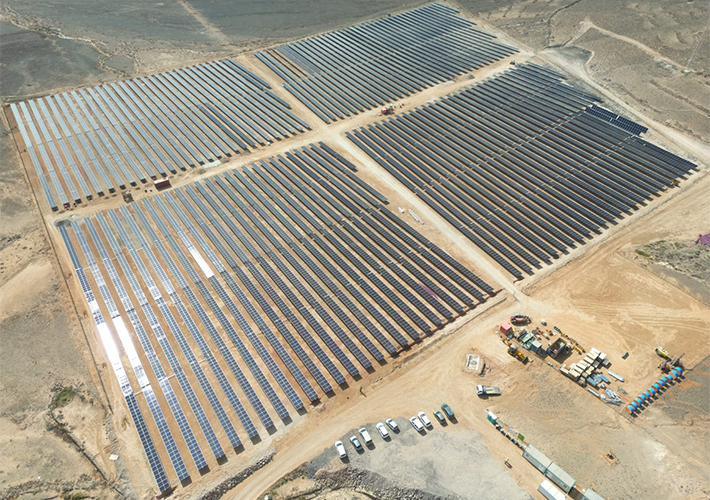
1, 2, 708, 500
226, 175, 709, 500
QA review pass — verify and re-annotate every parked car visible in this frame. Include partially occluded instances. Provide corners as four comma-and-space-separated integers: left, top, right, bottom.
433, 410, 446, 424
418, 411, 432, 428
335, 440, 347, 459
376, 422, 390, 439
410, 416, 424, 432
441, 403, 455, 419
349, 435, 362, 450
359, 427, 373, 445
385, 418, 399, 432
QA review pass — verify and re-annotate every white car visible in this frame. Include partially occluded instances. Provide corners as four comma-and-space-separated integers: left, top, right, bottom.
334, 440, 347, 459
418, 411, 432, 428
410, 416, 424, 432
359, 427, 373, 445
385, 418, 399, 432
376, 422, 390, 439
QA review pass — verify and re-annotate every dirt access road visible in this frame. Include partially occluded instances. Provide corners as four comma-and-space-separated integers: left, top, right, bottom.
2, 1, 708, 499
218, 175, 710, 500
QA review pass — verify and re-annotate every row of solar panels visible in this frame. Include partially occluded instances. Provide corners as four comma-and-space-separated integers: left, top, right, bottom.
586, 104, 648, 135
11, 58, 310, 210
255, 2, 517, 123
348, 63, 697, 279
59, 141, 492, 491
59, 225, 172, 491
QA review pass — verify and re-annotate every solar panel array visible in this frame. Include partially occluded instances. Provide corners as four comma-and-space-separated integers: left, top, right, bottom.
58, 225, 172, 492
347, 62, 697, 279
255, 2, 517, 123
10, 58, 310, 210
59, 142, 492, 490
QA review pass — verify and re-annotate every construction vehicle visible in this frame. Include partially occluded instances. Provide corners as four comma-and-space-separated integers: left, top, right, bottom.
510, 314, 531, 325
508, 345, 528, 363
476, 385, 502, 396
655, 347, 670, 359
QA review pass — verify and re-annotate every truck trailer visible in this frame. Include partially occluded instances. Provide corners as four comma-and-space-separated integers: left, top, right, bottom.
476, 385, 501, 396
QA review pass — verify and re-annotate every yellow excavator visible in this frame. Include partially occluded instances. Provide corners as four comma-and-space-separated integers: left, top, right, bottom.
508, 344, 528, 363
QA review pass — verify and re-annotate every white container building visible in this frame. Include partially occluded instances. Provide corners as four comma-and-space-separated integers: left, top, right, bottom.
581, 488, 605, 500
545, 462, 576, 493
522, 445, 552, 474
538, 479, 566, 500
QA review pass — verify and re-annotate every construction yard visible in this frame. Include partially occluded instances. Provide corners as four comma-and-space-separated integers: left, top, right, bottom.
1, 2, 708, 500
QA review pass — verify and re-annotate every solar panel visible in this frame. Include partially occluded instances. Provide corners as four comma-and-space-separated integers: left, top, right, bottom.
256, 5, 517, 122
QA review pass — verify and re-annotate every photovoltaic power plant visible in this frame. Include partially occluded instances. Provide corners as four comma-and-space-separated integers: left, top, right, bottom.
254, 3, 518, 123
347, 63, 697, 279
10, 58, 310, 211
59, 142, 493, 490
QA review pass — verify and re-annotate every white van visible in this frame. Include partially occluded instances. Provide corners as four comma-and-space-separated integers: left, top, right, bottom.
359, 427, 373, 445
410, 416, 424, 432
335, 440, 347, 459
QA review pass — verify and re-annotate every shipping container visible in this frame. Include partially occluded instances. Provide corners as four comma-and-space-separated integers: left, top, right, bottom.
581, 488, 605, 500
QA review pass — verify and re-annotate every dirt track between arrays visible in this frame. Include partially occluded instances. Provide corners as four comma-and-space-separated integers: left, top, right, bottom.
214, 176, 710, 500
1, 2, 709, 500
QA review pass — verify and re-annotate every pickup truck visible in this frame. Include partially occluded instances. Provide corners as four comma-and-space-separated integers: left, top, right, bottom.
476, 385, 501, 396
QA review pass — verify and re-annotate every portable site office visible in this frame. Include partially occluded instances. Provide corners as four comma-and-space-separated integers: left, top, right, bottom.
545, 462, 576, 493
522, 445, 553, 474
581, 488, 606, 500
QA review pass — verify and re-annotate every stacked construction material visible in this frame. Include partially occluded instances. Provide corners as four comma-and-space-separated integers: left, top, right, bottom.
603, 388, 623, 406
560, 347, 607, 384
627, 367, 683, 414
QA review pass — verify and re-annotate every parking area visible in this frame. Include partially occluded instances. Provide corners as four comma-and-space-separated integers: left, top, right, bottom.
300, 414, 532, 500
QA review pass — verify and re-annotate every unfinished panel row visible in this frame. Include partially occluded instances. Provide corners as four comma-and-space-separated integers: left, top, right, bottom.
10, 58, 310, 210
59, 142, 493, 492
255, 2, 517, 123
348, 63, 697, 279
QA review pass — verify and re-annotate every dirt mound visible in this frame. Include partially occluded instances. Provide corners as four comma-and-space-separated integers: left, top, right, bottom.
636, 240, 710, 285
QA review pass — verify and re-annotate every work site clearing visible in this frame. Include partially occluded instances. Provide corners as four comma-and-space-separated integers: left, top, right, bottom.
0, 2, 708, 500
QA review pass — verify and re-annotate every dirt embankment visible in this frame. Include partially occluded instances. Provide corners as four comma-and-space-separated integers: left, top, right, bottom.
625, 239, 710, 305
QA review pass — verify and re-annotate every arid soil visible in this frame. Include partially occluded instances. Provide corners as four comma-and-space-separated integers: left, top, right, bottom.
1, 2, 708, 500
251, 176, 710, 500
